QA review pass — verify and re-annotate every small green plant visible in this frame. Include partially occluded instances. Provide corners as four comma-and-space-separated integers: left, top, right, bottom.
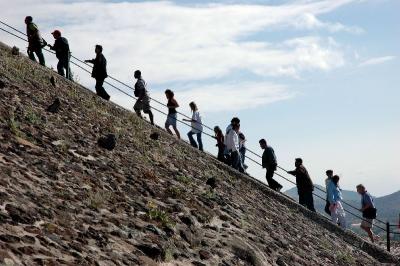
147, 201, 175, 228
86, 190, 112, 210
176, 175, 191, 184
7, 113, 22, 137
24, 106, 40, 125
336, 251, 356, 265
202, 190, 216, 200
167, 186, 184, 198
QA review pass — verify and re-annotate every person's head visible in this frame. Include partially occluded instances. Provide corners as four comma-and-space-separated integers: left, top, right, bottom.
165, 89, 174, 99
295, 158, 303, 167
134, 70, 141, 79
214, 126, 221, 134
326, 170, 333, 178
332, 175, 340, 185
51, 30, 61, 39
356, 184, 366, 194
259, 139, 267, 149
189, 101, 198, 112
231, 117, 240, 126
232, 123, 240, 132
25, 16, 33, 24
95, 44, 103, 54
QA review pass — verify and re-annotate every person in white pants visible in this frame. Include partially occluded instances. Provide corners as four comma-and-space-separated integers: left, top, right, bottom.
327, 175, 346, 229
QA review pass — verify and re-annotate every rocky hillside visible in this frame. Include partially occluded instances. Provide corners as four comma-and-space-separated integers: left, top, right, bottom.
0, 42, 398, 266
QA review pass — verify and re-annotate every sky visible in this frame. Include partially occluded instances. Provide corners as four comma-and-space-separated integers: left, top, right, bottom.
1, 0, 399, 196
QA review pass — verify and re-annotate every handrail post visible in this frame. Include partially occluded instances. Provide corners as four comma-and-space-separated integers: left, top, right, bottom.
386, 222, 390, 252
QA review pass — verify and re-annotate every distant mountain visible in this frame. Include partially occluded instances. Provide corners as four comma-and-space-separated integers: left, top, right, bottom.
284, 185, 400, 232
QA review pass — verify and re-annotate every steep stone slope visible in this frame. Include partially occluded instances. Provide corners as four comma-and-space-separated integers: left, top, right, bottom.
0, 42, 398, 266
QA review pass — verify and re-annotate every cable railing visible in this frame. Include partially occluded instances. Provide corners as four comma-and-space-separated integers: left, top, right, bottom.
1, 20, 398, 248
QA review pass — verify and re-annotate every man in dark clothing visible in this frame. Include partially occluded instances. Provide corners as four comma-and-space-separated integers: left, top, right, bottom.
25, 16, 45, 66
133, 70, 154, 125
48, 30, 71, 80
259, 139, 282, 191
287, 158, 316, 212
84, 45, 110, 100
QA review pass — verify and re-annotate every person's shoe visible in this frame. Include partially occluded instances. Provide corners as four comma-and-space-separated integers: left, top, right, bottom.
276, 185, 283, 192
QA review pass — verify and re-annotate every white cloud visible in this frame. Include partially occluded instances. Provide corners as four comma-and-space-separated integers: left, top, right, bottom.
0, 0, 357, 112
358, 56, 396, 67
152, 81, 295, 113
293, 13, 364, 34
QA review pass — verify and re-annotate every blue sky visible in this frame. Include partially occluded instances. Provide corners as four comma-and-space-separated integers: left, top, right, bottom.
1, 0, 399, 196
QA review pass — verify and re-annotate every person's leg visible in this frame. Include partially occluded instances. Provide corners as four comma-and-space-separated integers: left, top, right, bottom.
305, 192, 316, 212
298, 193, 305, 206
266, 169, 282, 190
187, 131, 198, 148
35, 48, 45, 66
231, 151, 239, 170
57, 60, 65, 77
134, 101, 143, 118
28, 49, 36, 62
95, 79, 103, 96
324, 199, 331, 215
147, 110, 154, 125
337, 202, 346, 229
361, 221, 374, 242
65, 58, 72, 80
217, 147, 225, 162
196, 133, 203, 151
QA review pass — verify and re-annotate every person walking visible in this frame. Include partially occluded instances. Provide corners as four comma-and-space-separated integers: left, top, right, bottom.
225, 117, 240, 165
324, 169, 334, 215
225, 123, 243, 172
183, 102, 203, 151
213, 126, 225, 162
84, 45, 110, 100
287, 158, 316, 212
327, 175, 346, 229
259, 139, 282, 191
133, 70, 154, 125
48, 30, 71, 80
239, 132, 248, 169
356, 184, 378, 242
164, 89, 180, 139
25, 16, 45, 66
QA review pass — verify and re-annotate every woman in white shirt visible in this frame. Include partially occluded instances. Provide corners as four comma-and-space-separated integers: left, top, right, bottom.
183, 102, 203, 151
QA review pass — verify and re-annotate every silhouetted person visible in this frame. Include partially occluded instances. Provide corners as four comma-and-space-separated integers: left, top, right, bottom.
25, 16, 45, 66
165, 89, 180, 139
357, 184, 378, 243
259, 139, 282, 191
324, 169, 334, 215
48, 30, 71, 80
133, 70, 154, 125
225, 117, 240, 165
287, 158, 316, 212
327, 175, 346, 229
183, 102, 203, 151
84, 45, 110, 100
225, 123, 244, 173
213, 126, 225, 162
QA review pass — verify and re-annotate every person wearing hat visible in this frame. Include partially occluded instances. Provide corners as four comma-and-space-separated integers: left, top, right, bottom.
25, 16, 46, 66
48, 30, 71, 80
84, 45, 110, 100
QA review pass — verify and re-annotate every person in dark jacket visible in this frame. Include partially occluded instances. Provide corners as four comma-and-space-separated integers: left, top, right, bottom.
25, 16, 45, 66
48, 30, 71, 80
259, 139, 282, 191
133, 70, 154, 125
287, 158, 316, 212
84, 45, 110, 100
213, 126, 225, 162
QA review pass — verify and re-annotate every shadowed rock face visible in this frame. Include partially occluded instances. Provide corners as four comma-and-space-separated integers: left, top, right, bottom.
0, 42, 398, 266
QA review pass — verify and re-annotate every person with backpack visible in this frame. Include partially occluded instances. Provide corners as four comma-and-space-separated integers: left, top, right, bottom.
183, 102, 203, 151
133, 70, 154, 125
259, 139, 282, 191
225, 123, 243, 172
356, 184, 378, 242
165, 89, 180, 139
324, 169, 334, 215
84, 45, 110, 100
287, 158, 315, 212
48, 30, 71, 80
25, 16, 46, 66
213, 126, 225, 162
327, 175, 346, 229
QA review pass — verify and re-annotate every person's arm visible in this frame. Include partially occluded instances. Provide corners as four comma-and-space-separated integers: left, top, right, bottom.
360, 195, 373, 211
287, 169, 296, 176
84, 59, 95, 64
